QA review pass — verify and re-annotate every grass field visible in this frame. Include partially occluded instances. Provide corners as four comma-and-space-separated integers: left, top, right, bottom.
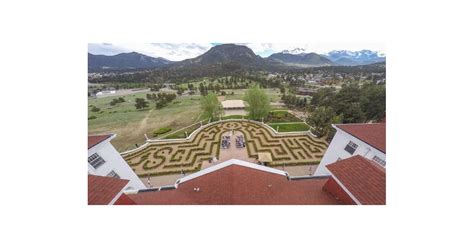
88, 93, 205, 151
269, 122, 311, 132
88, 87, 285, 151
222, 88, 282, 103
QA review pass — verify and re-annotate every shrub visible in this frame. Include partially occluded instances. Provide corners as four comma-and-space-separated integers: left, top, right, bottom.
222, 115, 247, 120
91, 106, 100, 112
153, 127, 172, 137
266, 111, 301, 123
88, 116, 97, 120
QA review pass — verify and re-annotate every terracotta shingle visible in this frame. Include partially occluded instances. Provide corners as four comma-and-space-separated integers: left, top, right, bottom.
88, 134, 113, 149
114, 194, 136, 205
326, 155, 386, 205
126, 165, 339, 205
88, 175, 129, 205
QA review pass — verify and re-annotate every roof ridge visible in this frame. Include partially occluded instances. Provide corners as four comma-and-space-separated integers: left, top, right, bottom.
176, 159, 288, 185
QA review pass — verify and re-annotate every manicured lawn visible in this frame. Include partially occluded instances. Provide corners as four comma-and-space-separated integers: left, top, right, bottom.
163, 122, 202, 139
269, 122, 311, 132
152, 127, 172, 137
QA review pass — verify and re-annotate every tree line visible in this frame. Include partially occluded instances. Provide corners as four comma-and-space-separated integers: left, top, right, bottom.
306, 83, 385, 137
146, 92, 177, 109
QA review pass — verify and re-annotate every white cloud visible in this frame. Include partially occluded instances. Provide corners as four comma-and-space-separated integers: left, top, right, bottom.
88, 43, 214, 61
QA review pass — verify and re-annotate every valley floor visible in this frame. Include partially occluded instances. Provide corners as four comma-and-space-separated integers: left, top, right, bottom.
88, 87, 285, 151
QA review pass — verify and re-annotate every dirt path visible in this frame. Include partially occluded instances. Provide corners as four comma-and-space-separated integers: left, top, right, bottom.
132, 108, 154, 138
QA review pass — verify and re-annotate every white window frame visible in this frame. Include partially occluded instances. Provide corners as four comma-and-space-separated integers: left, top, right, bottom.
107, 170, 120, 179
372, 156, 386, 167
344, 141, 358, 155
88, 153, 106, 169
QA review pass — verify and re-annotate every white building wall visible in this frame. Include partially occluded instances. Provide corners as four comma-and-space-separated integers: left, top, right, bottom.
88, 136, 146, 190
314, 126, 386, 176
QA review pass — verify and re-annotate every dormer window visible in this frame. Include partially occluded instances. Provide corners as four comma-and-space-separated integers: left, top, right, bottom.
88, 153, 105, 169
344, 141, 358, 155
107, 170, 120, 179
372, 156, 386, 167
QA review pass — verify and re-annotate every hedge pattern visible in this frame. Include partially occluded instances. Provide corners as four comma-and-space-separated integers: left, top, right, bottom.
122, 121, 328, 177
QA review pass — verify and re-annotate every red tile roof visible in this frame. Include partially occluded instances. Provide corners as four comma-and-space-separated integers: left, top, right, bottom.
126, 165, 339, 205
88, 134, 113, 149
114, 194, 136, 205
326, 155, 386, 205
335, 123, 386, 153
88, 175, 129, 205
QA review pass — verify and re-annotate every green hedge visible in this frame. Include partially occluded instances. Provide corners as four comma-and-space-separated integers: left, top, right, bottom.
153, 127, 172, 137
222, 115, 247, 120
266, 110, 301, 123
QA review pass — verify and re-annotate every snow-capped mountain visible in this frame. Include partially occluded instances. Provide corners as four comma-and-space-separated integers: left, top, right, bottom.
324, 50, 386, 66
281, 48, 306, 55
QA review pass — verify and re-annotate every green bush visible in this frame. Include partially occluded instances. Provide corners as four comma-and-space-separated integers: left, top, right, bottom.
222, 115, 247, 120
88, 116, 97, 120
91, 106, 100, 112
153, 127, 172, 137
266, 110, 301, 123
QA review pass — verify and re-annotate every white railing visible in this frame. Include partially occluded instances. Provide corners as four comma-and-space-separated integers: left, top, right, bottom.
120, 118, 322, 155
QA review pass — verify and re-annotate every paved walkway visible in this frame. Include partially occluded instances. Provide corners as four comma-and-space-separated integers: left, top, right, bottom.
202, 131, 256, 169
223, 109, 247, 116
140, 174, 181, 188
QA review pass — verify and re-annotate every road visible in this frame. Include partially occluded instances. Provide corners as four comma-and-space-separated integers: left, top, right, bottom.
95, 88, 150, 98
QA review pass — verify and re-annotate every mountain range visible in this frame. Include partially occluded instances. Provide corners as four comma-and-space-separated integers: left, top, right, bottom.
88, 44, 385, 72
268, 51, 334, 67
88, 52, 173, 72
323, 50, 386, 66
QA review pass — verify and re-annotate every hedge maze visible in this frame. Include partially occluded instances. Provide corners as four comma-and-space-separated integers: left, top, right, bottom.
122, 121, 328, 177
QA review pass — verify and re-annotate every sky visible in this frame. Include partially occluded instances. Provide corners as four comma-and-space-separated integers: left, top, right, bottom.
88, 43, 386, 61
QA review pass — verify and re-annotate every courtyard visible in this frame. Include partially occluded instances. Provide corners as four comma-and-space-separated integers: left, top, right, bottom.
122, 120, 328, 185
